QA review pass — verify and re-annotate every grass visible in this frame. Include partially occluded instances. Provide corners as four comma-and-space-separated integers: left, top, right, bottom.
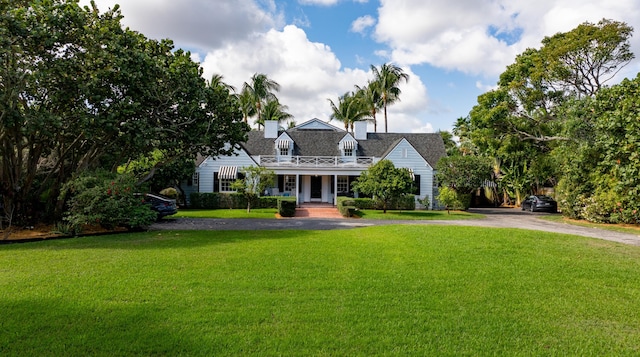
175, 208, 482, 220
174, 208, 278, 219
542, 214, 640, 236
354, 209, 483, 220
2, 226, 640, 355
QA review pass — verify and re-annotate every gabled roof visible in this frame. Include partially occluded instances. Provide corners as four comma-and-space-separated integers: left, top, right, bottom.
291, 118, 342, 131
240, 129, 446, 167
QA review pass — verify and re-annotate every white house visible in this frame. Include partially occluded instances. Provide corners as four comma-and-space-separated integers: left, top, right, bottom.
182, 119, 446, 209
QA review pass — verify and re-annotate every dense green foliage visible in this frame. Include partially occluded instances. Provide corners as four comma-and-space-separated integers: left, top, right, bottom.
2, 227, 639, 355
351, 160, 414, 213
61, 170, 157, 231
455, 19, 639, 221
436, 155, 493, 194
556, 74, 640, 223
0, 0, 248, 226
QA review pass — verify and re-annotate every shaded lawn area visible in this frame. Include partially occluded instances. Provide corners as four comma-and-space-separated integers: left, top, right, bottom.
2, 225, 640, 355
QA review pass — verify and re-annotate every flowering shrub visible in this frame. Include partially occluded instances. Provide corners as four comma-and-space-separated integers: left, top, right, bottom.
61, 171, 157, 231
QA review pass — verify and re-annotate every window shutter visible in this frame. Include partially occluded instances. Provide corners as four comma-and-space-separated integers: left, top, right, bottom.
213, 173, 219, 192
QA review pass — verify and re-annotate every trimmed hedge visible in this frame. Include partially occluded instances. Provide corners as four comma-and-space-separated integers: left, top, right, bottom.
337, 195, 416, 214
337, 197, 357, 217
189, 193, 282, 209
278, 198, 297, 217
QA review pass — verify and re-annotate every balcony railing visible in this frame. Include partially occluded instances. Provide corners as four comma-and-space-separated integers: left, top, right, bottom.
258, 155, 375, 167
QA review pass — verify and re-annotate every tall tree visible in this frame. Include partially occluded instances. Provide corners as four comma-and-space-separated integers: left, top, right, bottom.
237, 87, 256, 125
355, 81, 382, 132
542, 19, 634, 97
0, 0, 249, 226
370, 63, 409, 133
259, 99, 293, 127
328, 91, 370, 132
242, 73, 280, 130
209, 73, 236, 92
352, 160, 414, 213
460, 19, 634, 205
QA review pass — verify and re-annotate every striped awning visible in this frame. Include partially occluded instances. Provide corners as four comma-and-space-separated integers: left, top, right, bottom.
341, 140, 357, 150
218, 166, 237, 180
404, 168, 415, 180
276, 139, 291, 149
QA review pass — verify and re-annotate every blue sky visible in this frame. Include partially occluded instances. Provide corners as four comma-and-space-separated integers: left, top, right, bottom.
81, 0, 640, 133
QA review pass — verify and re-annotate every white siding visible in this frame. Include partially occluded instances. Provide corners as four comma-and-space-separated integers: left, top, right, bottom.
195, 148, 257, 193
383, 139, 436, 209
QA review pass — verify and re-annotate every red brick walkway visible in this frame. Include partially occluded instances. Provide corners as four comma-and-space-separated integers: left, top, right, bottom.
295, 204, 344, 219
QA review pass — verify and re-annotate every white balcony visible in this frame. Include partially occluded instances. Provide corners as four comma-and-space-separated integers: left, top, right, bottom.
258, 155, 374, 167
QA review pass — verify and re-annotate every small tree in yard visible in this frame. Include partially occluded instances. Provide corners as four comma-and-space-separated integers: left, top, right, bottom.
352, 160, 413, 213
232, 166, 276, 213
437, 187, 460, 214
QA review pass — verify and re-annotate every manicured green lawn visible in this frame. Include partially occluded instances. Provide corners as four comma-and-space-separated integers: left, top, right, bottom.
175, 208, 481, 220
542, 214, 640, 236
2, 226, 639, 355
355, 209, 482, 220
175, 208, 278, 219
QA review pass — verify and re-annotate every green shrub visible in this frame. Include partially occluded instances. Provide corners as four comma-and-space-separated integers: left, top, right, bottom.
417, 195, 430, 209
189, 193, 282, 210
337, 197, 356, 217
437, 187, 460, 214
160, 187, 178, 199
278, 198, 296, 217
353, 198, 375, 209
189, 193, 221, 209
61, 170, 157, 231
257, 196, 280, 208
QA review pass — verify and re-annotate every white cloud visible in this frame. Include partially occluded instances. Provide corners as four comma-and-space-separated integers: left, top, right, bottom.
201, 25, 373, 125
374, 0, 640, 77
299, 0, 339, 5
80, 0, 281, 51
351, 15, 376, 34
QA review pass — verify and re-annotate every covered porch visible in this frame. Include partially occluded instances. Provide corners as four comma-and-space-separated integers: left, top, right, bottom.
268, 171, 363, 206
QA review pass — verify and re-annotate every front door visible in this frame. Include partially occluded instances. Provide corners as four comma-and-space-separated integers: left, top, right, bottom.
310, 176, 322, 200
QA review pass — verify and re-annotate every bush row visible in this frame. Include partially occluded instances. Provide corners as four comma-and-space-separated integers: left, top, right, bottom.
336, 195, 416, 217
189, 193, 281, 209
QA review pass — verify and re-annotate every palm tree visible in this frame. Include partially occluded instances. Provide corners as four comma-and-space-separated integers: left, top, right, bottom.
260, 99, 293, 127
371, 63, 409, 133
328, 91, 370, 132
209, 73, 236, 92
236, 87, 256, 124
355, 81, 382, 132
242, 73, 280, 130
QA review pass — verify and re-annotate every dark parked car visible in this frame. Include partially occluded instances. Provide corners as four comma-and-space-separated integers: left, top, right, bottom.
140, 193, 177, 218
521, 195, 557, 213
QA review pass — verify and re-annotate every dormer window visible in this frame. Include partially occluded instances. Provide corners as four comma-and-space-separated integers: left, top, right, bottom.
276, 138, 292, 156
340, 138, 357, 158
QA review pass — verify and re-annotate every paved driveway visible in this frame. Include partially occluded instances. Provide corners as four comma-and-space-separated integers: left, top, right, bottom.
151, 207, 640, 246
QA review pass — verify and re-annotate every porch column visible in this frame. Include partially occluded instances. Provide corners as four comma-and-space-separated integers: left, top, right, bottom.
295, 174, 300, 206
334, 174, 338, 206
